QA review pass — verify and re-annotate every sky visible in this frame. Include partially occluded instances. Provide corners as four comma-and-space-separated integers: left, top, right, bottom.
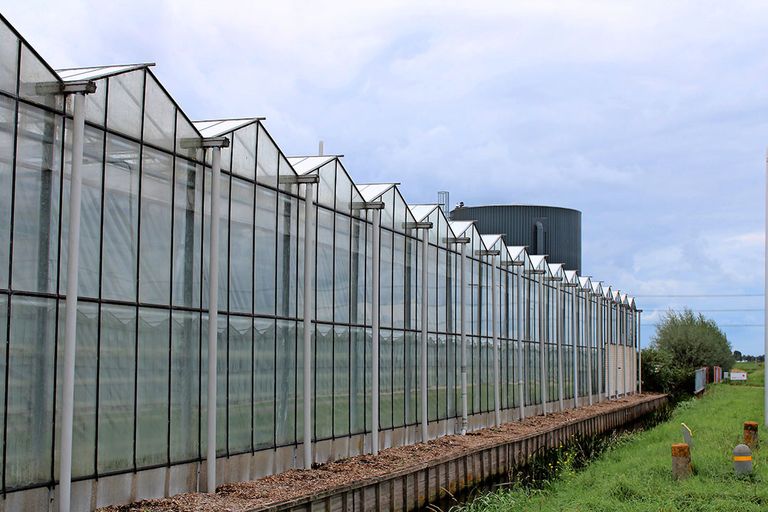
3, 0, 767, 353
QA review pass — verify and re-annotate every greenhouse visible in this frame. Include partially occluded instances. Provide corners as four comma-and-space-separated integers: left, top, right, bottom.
0, 14, 640, 511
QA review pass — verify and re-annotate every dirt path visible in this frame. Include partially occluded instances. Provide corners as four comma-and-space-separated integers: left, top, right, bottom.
102, 394, 663, 512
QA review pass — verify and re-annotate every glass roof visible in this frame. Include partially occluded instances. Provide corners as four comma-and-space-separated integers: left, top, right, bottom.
579, 276, 592, 290
57, 63, 153, 81
287, 155, 337, 175
357, 183, 397, 202
480, 234, 503, 249
564, 270, 579, 285
193, 118, 260, 138
409, 204, 439, 222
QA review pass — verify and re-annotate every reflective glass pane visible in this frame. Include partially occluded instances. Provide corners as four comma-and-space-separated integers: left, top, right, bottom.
175, 115, 202, 163
142, 74, 175, 150
254, 317, 275, 448
334, 214, 350, 323
18, 44, 60, 110
276, 195, 297, 318
256, 124, 277, 187
170, 310, 200, 462
254, 186, 276, 315
315, 323, 332, 439
316, 209, 334, 322
333, 326, 349, 437
172, 159, 202, 307
0, 96, 15, 288
317, 161, 335, 208
139, 148, 173, 304
102, 135, 140, 301
0, 296, 5, 484
229, 316, 252, 453
275, 320, 296, 445
349, 327, 365, 434
98, 304, 136, 473
229, 178, 254, 313
0, 21, 18, 93
59, 124, 103, 298
7, 296, 55, 487
136, 308, 169, 467
231, 123, 256, 179
107, 70, 144, 138
12, 104, 61, 293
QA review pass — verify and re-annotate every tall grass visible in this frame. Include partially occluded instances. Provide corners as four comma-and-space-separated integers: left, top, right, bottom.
454, 385, 767, 511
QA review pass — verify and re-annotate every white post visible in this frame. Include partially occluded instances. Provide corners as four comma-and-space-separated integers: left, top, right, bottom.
491, 257, 500, 426
371, 208, 380, 454
556, 282, 564, 411
460, 243, 468, 434
420, 228, 429, 442
58, 91, 87, 512
573, 290, 579, 408
207, 146, 222, 492
638, 310, 642, 394
597, 296, 603, 402
303, 181, 315, 468
587, 293, 593, 405
539, 276, 547, 415
517, 266, 525, 420
623, 306, 628, 396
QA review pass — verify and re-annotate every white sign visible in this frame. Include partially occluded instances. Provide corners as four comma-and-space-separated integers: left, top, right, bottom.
731, 371, 747, 381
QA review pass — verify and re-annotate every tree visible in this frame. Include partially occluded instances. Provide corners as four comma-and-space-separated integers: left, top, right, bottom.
733, 350, 743, 362
651, 309, 735, 371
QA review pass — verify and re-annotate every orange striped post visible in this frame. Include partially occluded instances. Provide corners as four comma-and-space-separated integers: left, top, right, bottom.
744, 421, 758, 449
671, 443, 692, 480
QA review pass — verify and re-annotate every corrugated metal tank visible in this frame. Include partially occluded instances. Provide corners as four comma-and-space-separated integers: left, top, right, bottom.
450, 205, 582, 272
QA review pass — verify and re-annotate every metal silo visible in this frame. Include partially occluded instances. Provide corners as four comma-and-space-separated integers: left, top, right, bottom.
450, 204, 582, 272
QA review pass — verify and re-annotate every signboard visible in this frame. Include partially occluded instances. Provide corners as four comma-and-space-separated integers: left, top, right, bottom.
731, 371, 747, 381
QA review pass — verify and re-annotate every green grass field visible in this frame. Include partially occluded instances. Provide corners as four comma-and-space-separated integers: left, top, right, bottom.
456, 383, 767, 512
731, 362, 764, 387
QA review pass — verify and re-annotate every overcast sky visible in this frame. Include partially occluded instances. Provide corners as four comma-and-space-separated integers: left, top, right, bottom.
4, 0, 767, 353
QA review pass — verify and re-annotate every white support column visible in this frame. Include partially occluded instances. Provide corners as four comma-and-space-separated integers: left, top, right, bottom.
460, 243, 468, 434
586, 294, 593, 405
371, 208, 381, 454
58, 89, 90, 512
516, 265, 525, 420
637, 309, 643, 393
556, 282, 564, 411
596, 296, 603, 403
420, 227, 429, 442
622, 306, 628, 396
573, 290, 579, 408
207, 146, 222, 491
302, 180, 316, 468
613, 304, 618, 399
539, 276, 547, 415
491, 256, 501, 426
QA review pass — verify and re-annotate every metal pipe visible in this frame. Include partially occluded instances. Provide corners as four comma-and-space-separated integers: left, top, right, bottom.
586, 293, 593, 405
573, 290, 579, 408
556, 282, 564, 411
638, 311, 642, 394
460, 243, 468, 434
491, 257, 500, 426
207, 146, 222, 492
371, 208, 380, 454
765, 149, 768, 425
623, 306, 627, 396
420, 228, 429, 442
58, 92, 87, 512
516, 266, 525, 420
303, 181, 315, 468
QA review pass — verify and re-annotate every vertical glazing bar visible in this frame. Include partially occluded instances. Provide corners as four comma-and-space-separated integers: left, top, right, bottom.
303, 181, 315, 468
491, 258, 500, 426
597, 296, 603, 403
58, 92, 87, 512
371, 209, 380, 454
420, 228, 429, 442
516, 267, 525, 420
573, 290, 579, 408
556, 282, 564, 411
207, 146, 221, 492
460, 243, 468, 434
587, 294, 593, 405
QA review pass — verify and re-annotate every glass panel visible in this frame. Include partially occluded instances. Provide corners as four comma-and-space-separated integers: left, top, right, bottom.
7, 296, 55, 487
136, 307, 169, 467
229, 178, 254, 313
317, 161, 336, 208
139, 148, 173, 304
315, 323, 333, 439
350, 218, 366, 325
254, 317, 275, 448
170, 310, 200, 462
12, 104, 61, 293
315, 208, 334, 322
392, 330, 405, 427
142, 74, 175, 150
53, 301, 98, 479
256, 124, 278, 187
350, 326, 365, 434
18, 44, 60, 110
172, 159, 203, 307
276, 195, 297, 318
231, 123, 256, 179
0, 296, 6, 484
254, 186, 276, 315
102, 135, 140, 301
334, 214, 350, 323
0, 96, 16, 288
275, 320, 296, 445
98, 304, 136, 473
85, 78, 107, 126
0, 21, 18, 94
175, 114, 202, 163
333, 326, 349, 437
106, 70, 144, 139
229, 316, 252, 453
334, 167, 352, 214
379, 329, 392, 430
59, 124, 103, 298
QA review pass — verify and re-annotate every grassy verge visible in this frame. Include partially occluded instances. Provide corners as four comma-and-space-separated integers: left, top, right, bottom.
731, 362, 764, 387
455, 385, 766, 512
